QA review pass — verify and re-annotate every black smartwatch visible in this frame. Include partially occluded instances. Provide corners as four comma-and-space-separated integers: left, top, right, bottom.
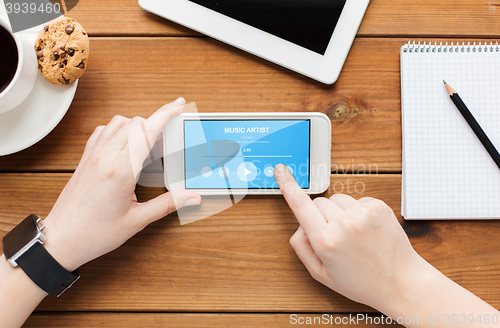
1, 214, 80, 296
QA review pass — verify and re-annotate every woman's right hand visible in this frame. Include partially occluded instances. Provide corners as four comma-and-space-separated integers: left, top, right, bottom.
274, 163, 428, 313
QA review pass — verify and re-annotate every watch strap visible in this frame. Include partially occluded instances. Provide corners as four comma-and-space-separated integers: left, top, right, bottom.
16, 241, 80, 297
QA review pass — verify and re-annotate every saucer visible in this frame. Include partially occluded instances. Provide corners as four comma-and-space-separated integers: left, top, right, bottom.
0, 16, 77, 156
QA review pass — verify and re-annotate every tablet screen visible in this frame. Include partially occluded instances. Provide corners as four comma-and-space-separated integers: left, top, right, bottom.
184, 120, 310, 189
188, 0, 347, 55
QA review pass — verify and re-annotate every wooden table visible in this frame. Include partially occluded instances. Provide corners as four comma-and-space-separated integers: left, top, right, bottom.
1, 1, 500, 327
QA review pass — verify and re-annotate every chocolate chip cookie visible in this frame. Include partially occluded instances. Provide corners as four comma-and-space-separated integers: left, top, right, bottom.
34, 17, 89, 85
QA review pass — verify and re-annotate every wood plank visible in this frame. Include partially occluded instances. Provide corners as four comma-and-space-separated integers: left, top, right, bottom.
2, 173, 500, 311
0, 37, 405, 172
4, 37, 498, 172
68, 0, 500, 38
361, 0, 500, 38
23, 313, 402, 327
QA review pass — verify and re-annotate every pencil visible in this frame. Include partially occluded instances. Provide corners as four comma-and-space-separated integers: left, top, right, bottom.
443, 80, 500, 169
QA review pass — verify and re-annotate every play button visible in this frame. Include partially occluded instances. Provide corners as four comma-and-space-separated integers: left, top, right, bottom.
237, 162, 257, 182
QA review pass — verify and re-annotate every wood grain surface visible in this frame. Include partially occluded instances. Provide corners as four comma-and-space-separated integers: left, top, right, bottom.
0, 37, 405, 172
68, 0, 500, 38
2, 174, 500, 312
0, 37, 438, 173
23, 313, 403, 327
2, 37, 498, 173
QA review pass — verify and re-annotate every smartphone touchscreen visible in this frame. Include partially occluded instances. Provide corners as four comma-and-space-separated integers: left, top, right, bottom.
184, 120, 310, 190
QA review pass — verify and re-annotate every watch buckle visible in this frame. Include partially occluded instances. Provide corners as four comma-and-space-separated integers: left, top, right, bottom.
56, 272, 80, 297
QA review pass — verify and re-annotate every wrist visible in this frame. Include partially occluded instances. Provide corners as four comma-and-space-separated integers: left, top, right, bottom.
0, 254, 48, 326
0, 254, 47, 296
377, 253, 437, 318
42, 214, 81, 272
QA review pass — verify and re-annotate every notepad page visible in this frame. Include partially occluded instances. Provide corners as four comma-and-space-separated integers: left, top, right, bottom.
401, 44, 500, 219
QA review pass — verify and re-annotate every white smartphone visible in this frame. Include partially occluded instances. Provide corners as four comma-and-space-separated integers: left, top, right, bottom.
163, 113, 331, 195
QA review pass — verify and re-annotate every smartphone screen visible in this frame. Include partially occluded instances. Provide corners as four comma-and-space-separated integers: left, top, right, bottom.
184, 120, 310, 189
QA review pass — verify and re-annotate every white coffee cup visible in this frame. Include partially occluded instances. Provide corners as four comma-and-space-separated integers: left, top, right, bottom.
0, 16, 37, 114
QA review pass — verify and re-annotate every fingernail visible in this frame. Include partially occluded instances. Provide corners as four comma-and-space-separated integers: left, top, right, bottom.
275, 164, 287, 176
174, 97, 185, 114
186, 197, 201, 206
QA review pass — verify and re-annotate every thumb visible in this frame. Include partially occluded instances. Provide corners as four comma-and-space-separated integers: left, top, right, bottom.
137, 190, 201, 226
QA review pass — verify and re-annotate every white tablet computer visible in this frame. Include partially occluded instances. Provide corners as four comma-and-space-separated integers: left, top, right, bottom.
139, 0, 370, 84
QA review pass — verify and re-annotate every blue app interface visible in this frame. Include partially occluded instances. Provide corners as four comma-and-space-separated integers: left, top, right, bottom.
184, 120, 310, 189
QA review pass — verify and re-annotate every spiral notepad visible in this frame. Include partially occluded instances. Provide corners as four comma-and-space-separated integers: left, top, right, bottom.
401, 41, 500, 220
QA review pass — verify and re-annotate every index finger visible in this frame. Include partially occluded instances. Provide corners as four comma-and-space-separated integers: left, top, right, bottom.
127, 98, 185, 172
146, 97, 186, 136
274, 164, 327, 240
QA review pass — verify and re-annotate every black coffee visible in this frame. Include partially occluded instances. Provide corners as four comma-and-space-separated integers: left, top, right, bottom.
0, 25, 19, 94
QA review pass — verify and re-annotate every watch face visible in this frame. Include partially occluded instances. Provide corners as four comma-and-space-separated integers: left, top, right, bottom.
2, 214, 40, 259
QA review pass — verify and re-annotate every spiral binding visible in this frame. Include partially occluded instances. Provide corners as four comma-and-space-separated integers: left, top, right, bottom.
401, 41, 500, 53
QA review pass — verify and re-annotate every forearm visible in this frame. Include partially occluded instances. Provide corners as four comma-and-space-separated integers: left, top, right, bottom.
381, 256, 499, 328
0, 254, 47, 328
0, 101, 194, 328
